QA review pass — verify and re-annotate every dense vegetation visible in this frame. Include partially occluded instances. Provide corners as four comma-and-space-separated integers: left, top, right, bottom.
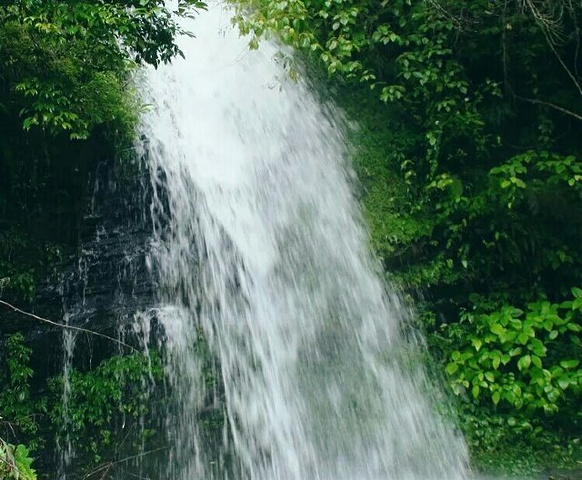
0, 333, 164, 479
0, 1, 205, 477
1, 0, 581, 477
0, 0, 204, 301
230, 0, 582, 472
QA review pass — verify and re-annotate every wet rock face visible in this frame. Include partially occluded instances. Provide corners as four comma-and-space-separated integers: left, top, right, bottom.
1, 149, 218, 478
61, 159, 155, 335
2, 156, 159, 372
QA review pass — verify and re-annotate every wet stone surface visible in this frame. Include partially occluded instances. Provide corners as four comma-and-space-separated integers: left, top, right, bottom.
2, 157, 159, 372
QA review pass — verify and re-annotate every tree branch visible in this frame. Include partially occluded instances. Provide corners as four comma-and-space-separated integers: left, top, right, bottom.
515, 95, 582, 121
82, 447, 168, 479
0, 300, 137, 353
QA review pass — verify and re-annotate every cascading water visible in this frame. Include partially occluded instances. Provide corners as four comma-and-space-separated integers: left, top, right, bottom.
139, 5, 470, 479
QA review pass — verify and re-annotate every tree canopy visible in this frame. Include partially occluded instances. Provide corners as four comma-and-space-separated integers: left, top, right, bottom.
0, 0, 206, 300
1, 0, 206, 139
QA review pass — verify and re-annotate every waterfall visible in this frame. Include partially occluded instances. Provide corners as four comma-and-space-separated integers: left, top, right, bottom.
138, 5, 470, 479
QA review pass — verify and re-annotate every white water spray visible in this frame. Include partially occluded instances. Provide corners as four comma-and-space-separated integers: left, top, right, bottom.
139, 6, 470, 479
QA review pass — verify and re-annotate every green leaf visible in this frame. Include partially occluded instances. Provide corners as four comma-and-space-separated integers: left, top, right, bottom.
490, 323, 505, 336
471, 338, 483, 351
543, 319, 553, 331
13, 444, 36, 480
567, 322, 581, 332
531, 355, 542, 368
472, 385, 480, 399
509, 347, 522, 357
557, 378, 569, 390
492, 391, 501, 405
560, 359, 580, 369
517, 355, 531, 371
504, 391, 516, 404
445, 362, 459, 375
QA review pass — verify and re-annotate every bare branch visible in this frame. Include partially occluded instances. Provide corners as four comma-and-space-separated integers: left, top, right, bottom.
543, 27, 582, 96
0, 300, 138, 353
82, 447, 168, 480
519, 0, 582, 96
515, 94, 582, 120
519, 0, 566, 43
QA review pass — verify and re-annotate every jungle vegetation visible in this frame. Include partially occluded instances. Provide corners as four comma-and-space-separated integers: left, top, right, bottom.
1, 0, 581, 477
0, 0, 205, 477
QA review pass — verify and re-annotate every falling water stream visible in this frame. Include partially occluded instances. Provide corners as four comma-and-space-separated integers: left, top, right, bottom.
137, 5, 470, 479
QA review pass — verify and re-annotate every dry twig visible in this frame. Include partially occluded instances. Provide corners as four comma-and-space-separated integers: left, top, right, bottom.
0, 300, 137, 352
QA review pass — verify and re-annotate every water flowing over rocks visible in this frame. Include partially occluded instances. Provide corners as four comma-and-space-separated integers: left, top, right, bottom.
136, 5, 471, 479
3, 5, 474, 480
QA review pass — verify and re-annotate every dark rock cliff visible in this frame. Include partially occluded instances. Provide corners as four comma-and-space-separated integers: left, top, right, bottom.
1, 154, 157, 373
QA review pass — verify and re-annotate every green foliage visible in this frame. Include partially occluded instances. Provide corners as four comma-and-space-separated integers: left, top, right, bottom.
230, 0, 582, 297
0, 229, 63, 301
48, 352, 164, 467
0, 439, 37, 480
0, 335, 39, 480
0, 0, 207, 301
0, 334, 45, 450
0, 333, 165, 475
1, 0, 206, 139
444, 289, 581, 416
0, 0, 210, 476
458, 406, 580, 475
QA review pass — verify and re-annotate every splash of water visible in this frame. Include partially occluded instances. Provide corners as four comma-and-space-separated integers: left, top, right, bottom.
139, 5, 470, 479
